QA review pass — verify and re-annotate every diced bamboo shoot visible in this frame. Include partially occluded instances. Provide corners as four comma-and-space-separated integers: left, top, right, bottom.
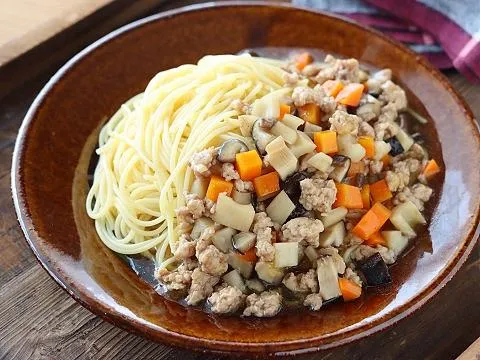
238, 115, 258, 137
274, 242, 299, 268
190, 177, 209, 199
212, 227, 236, 253
213, 194, 255, 232
222, 269, 247, 293
266, 190, 295, 225
307, 152, 333, 172
271, 121, 298, 144
395, 126, 414, 152
317, 257, 341, 300
390, 200, 426, 237
232, 232, 256, 253
265, 137, 298, 180
340, 143, 366, 162
318, 221, 346, 247
287, 131, 317, 158
282, 114, 304, 129
245, 278, 265, 293
382, 230, 409, 257
191, 217, 214, 240
255, 261, 284, 285
373, 141, 392, 160
319, 207, 348, 228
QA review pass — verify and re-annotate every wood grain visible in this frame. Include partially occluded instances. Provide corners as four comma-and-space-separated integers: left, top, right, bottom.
0, 1, 479, 359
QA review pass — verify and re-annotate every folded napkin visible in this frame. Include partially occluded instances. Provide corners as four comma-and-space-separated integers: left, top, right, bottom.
294, 0, 480, 82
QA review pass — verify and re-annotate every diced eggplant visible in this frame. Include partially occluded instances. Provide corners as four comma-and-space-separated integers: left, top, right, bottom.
190, 177, 209, 199
190, 217, 214, 240
232, 189, 252, 205
266, 190, 295, 225
386, 136, 404, 156
319, 207, 348, 228
213, 194, 255, 232
228, 252, 254, 278
358, 253, 392, 286
217, 139, 249, 162
316, 256, 341, 300
329, 155, 351, 182
382, 230, 409, 257
307, 152, 333, 172
282, 171, 310, 200
245, 278, 265, 293
252, 119, 275, 155
255, 261, 285, 285
286, 203, 312, 222
212, 227, 237, 253
233, 232, 256, 253
222, 269, 247, 293
274, 242, 299, 268
318, 221, 346, 247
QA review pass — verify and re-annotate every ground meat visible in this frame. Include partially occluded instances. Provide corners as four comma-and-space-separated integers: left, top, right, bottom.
374, 120, 398, 140
235, 179, 254, 192
376, 245, 397, 264
283, 71, 301, 86
304, 293, 323, 311
299, 178, 337, 213
243, 291, 282, 317
291, 85, 336, 113
222, 163, 240, 181
198, 245, 228, 276
379, 80, 407, 111
302, 63, 323, 77
378, 103, 398, 123
358, 121, 375, 138
385, 159, 421, 192
368, 159, 384, 175
186, 268, 220, 305
315, 55, 360, 84
204, 199, 216, 217
344, 267, 363, 287
156, 263, 193, 291
208, 285, 245, 314
175, 193, 207, 231
394, 143, 427, 162
231, 99, 250, 114
195, 226, 215, 256
251, 212, 276, 261
190, 147, 218, 177
311, 170, 331, 180
281, 217, 324, 247
328, 110, 361, 135
365, 69, 392, 94
317, 247, 346, 274
351, 245, 396, 265
174, 234, 196, 260
282, 269, 319, 293
393, 183, 433, 211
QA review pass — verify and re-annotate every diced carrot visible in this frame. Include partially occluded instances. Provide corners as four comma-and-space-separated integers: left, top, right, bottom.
205, 175, 233, 202
295, 52, 313, 71
322, 80, 344, 97
333, 183, 363, 209
235, 150, 262, 181
239, 248, 257, 262
279, 104, 291, 120
364, 231, 386, 246
297, 103, 322, 125
381, 154, 392, 167
352, 202, 391, 240
339, 278, 362, 301
347, 161, 365, 177
421, 159, 441, 179
370, 179, 393, 203
358, 136, 375, 158
335, 83, 365, 107
253, 172, 280, 200
314, 130, 338, 154
361, 184, 371, 209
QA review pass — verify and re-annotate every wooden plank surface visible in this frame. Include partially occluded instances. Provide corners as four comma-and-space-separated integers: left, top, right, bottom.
0, 1, 479, 359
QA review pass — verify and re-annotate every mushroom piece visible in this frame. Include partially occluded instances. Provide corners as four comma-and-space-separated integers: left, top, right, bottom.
217, 139, 249, 163
329, 155, 351, 183
357, 253, 392, 286
252, 119, 275, 155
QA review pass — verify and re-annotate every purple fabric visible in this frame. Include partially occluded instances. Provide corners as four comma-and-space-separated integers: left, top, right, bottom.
294, 0, 480, 82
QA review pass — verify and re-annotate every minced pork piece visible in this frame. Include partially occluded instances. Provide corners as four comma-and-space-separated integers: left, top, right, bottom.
252, 212, 276, 262
243, 291, 282, 317
304, 293, 323, 311
156, 262, 194, 291
174, 234, 196, 260
186, 268, 220, 305
281, 217, 324, 247
198, 245, 228, 276
221, 163, 240, 181
314, 55, 360, 84
208, 285, 245, 314
190, 147, 218, 177
329, 110, 361, 136
393, 183, 433, 211
379, 80, 407, 111
299, 178, 337, 213
282, 269, 318, 293
291, 85, 336, 113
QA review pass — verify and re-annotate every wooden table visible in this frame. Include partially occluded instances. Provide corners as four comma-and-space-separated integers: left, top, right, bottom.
0, 1, 479, 359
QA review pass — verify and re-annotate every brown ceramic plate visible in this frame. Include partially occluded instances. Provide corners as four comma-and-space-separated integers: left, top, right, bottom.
11, 2, 480, 356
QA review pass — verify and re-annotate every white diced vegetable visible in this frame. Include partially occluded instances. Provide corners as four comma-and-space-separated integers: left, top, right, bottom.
266, 190, 295, 225
337, 134, 355, 151
238, 115, 258, 137
395, 127, 414, 152
307, 152, 333, 172
319, 207, 348, 228
233, 232, 256, 253
282, 114, 304, 129
191, 217, 214, 240
274, 242, 299, 268
318, 221, 346, 247
265, 137, 298, 180
223, 269, 247, 293
255, 261, 285, 285
251, 88, 290, 119
304, 122, 323, 139
340, 143, 366, 162
212, 227, 236, 253
245, 278, 265, 293
271, 120, 298, 144
341, 244, 360, 264
232, 189, 252, 205
287, 131, 317, 158
390, 200, 426, 237
373, 140, 392, 160
228, 252, 254, 278
213, 194, 255, 232
382, 230, 409, 257
190, 177, 209, 199
316, 256, 341, 300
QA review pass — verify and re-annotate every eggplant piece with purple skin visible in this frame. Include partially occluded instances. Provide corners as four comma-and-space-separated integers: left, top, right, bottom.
386, 136, 404, 156
329, 155, 351, 183
357, 253, 392, 286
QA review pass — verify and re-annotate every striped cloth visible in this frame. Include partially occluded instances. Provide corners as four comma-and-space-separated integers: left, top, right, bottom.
294, 0, 480, 82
